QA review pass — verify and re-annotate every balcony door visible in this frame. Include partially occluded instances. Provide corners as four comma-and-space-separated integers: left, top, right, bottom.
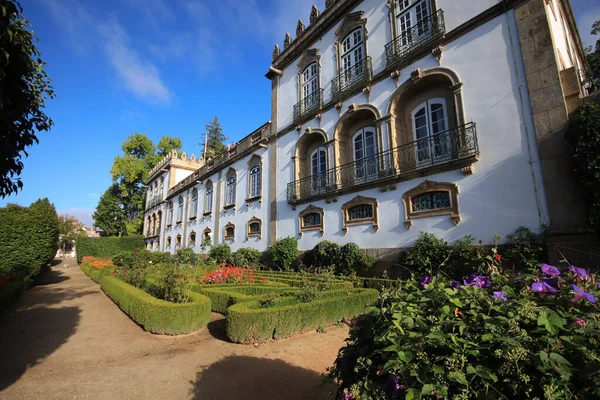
353, 127, 378, 183
340, 28, 364, 88
310, 147, 327, 193
412, 98, 450, 166
395, 0, 431, 47
302, 63, 319, 111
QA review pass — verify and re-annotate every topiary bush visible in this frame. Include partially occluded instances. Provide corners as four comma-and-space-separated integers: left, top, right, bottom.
232, 247, 262, 268
76, 236, 144, 263
267, 237, 298, 271
303, 240, 340, 272
328, 263, 600, 399
338, 243, 374, 276
208, 244, 232, 264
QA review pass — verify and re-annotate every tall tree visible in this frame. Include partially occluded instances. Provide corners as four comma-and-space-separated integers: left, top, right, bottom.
200, 116, 227, 161
93, 184, 127, 236
157, 136, 183, 156
58, 214, 85, 255
587, 20, 600, 89
0, 0, 54, 198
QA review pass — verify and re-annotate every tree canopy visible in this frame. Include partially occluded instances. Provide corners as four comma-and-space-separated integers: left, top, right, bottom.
58, 213, 85, 254
93, 184, 127, 236
200, 116, 227, 160
0, 0, 54, 198
587, 20, 600, 89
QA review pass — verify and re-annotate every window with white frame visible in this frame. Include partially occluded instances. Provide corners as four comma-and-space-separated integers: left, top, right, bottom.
340, 28, 365, 83
190, 188, 198, 218
395, 0, 431, 44
310, 147, 327, 192
353, 127, 378, 181
249, 165, 261, 198
204, 181, 213, 214
168, 201, 174, 225
226, 177, 236, 206
159, 177, 164, 198
412, 98, 450, 165
302, 62, 319, 108
177, 195, 184, 221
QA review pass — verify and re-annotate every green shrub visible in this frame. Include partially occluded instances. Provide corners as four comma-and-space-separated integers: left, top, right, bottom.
226, 288, 378, 343
149, 251, 172, 264
101, 275, 211, 335
232, 248, 262, 267
76, 236, 144, 263
267, 237, 298, 271
338, 243, 374, 276
504, 226, 545, 271
193, 284, 299, 314
208, 244, 232, 264
174, 247, 198, 265
303, 240, 340, 272
145, 264, 197, 303
112, 251, 134, 267
0, 199, 59, 278
328, 266, 600, 399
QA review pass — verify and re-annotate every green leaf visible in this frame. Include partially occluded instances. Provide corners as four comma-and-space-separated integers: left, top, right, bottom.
537, 310, 566, 335
398, 350, 414, 363
421, 384, 435, 395
447, 371, 468, 385
427, 331, 446, 340
481, 333, 494, 342
406, 389, 417, 400
466, 365, 476, 375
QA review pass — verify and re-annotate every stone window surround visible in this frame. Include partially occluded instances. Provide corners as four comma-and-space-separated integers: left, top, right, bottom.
334, 11, 369, 78
203, 228, 211, 242
247, 154, 263, 203
167, 200, 174, 226
341, 195, 379, 234
298, 204, 324, 237
402, 180, 460, 229
246, 216, 262, 238
204, 180, 213, 216
224, 222, 235, 241
292, 127, 330, 182
189, 188, 199, 220
296, 48, 322, 106
387, 0, 438, 41
177, 194, 184, 223
189, 230, 196, 246
224, 168, 237, 210
167, 236, 172, 248
176, 234, 182, 246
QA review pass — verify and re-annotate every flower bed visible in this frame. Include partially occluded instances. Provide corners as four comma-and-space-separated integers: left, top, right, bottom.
80, 257, 115, 283
193, 284, 298, 314
226, 288, 378, 343
101, 275, 211, 335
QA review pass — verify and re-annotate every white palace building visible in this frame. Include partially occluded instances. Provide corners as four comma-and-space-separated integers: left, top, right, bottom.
143, 0, 590, 262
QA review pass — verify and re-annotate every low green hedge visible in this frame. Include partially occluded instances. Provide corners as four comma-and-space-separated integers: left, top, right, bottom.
226, 288, 378, 343
255, 275, 353, 290
89, 267, 114, 284
101, 275, 211, 335
193, 285, 300, 314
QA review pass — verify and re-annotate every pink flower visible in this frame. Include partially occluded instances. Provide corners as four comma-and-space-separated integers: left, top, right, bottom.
574, 318, 586, 327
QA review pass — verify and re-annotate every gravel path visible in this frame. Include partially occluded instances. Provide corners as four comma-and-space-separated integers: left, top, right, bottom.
0, 259, 346, 399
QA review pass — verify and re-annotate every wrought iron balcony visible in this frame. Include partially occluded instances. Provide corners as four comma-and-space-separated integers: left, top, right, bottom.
293, 89, 323, 124
331, 56, 372, 102
385, 10, 445, 68
146, 196, 163, 210
287, 122, 478, 203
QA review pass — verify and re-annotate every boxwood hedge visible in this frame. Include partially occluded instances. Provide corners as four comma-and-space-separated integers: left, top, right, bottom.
101, 275, 211, 335
226, 288, 378, 343
193, 284, 300, 314
76, 236, 144, 263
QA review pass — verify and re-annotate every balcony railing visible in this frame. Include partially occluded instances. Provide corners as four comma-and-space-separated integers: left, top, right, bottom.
331, 56, 372, 101
293, 89, 323, 124
385, 10, 445, 67
146, 196, 163, 210
287, 122, 478, 203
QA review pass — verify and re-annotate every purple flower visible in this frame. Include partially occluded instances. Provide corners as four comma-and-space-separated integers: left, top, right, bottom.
571, 284, 598, 303
575, 318, 586, 327
386, 374, 401, 398
532, 280, 557, 293
493, 291, 507, 301
568, 266, 590, 280
451, 281, 461, 290
419, 276, 431, 288
344, 393, 354, 400
541, 264, 561, 276
464, 274, 490, 288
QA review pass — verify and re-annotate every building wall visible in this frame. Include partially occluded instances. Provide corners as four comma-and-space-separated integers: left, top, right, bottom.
275, 4, 549, 249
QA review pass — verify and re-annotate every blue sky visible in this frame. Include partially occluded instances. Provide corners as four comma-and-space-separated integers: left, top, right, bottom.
1, 0, 599, 227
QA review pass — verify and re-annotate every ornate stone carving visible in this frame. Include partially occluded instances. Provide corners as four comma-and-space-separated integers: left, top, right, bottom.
296, 19, 305, 37
462, 165, 474, 175
334, 11, 367, 42
402, 180, 461, 229
325, 0, 338, 8
283, 33, 292, 49
181, 152, 187, 160
432, 46, 443, 65
310, 5, 320, 24
272, 44, 280, 61
362, 85, 371, 101
410, 68, 423, 81
297, 48, 320, 72
390, 70, 400, 86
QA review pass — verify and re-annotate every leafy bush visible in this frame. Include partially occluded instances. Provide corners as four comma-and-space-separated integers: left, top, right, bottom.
328, 264, 600, 399
232, 248, 262, 267
149, 251, 172, 264
338, 243, 374, 276
504, 226, 545, 271
0, 199, 59, 278
145, 264, 196, 303
100, 275, 211, 335
198, 266, 255, 285
226, 288, 378, 343
566, 101, 600, 229
267, 237, 298, 271
174, 247, 198, 265
208, 244, 232, 264
112, 251, 134, 268
76, 236, 144, 263
303, 240, 340, 272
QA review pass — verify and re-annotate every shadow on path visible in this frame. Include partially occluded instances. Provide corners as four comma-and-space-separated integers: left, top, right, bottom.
36, 268, 70, 286
0, 306, 81, 390
206, 317, 230, 343
189, 355, 337, 400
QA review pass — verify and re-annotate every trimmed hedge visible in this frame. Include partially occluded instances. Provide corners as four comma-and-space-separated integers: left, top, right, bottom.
226, 288, 378, 343
193, 285, 299, 314
101, 275, 211, 335
89, 266, 115, 284
76, 236, 144, 263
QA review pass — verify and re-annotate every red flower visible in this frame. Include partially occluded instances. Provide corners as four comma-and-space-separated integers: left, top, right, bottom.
495, 254, 501, 262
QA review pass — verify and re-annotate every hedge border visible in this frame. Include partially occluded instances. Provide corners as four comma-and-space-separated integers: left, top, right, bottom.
101, 275, 211, 335
193, 285, 300, 314
226, 288, 378, 343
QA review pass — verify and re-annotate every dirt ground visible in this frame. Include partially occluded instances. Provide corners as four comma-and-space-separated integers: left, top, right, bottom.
0, 258, 349, 400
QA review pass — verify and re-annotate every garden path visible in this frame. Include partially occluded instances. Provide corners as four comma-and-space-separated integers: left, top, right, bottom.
0, 258, 347, 399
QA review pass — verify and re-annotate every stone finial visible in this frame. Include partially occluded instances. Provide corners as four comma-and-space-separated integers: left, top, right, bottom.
190, 154, 196, 162
171, 149, 178, 157
181, 152, 187, 160
272, 44, 280, 61
310, 5, 320, 24
296, 19, 305, 37
325, 0, 338, 8
283, 32, 292, 49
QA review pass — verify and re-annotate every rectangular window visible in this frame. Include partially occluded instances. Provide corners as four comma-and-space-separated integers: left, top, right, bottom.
250, 166, 261, 198
303, 213, 321, 227
348, 204, 373, 221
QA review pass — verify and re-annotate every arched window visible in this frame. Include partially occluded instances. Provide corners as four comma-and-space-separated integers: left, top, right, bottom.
402, 180, 460, 229
177, 195, 184, 222
168, 201, 174, 225
224, 223, 235, 240
395, 0, 431, 45
204, 181, 213, 214
412, 98, 449, 165
203, 228, 211, 242
310, 147, 327, 192
176, 234, 182, 247
159, 177, 164, 197
249, 165, 261, 198
298, 204, 325, 237
340, 28, 365, 84
341, 195, 378, 234
190, 188, 198, 218
247, 217, 262, 237
226, 177, 236, 206
189, 231, 196, 246
146, 216, 151, 235
167, 236, 172, 248
353, 127, 378, 181
302, 62, 319, 108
